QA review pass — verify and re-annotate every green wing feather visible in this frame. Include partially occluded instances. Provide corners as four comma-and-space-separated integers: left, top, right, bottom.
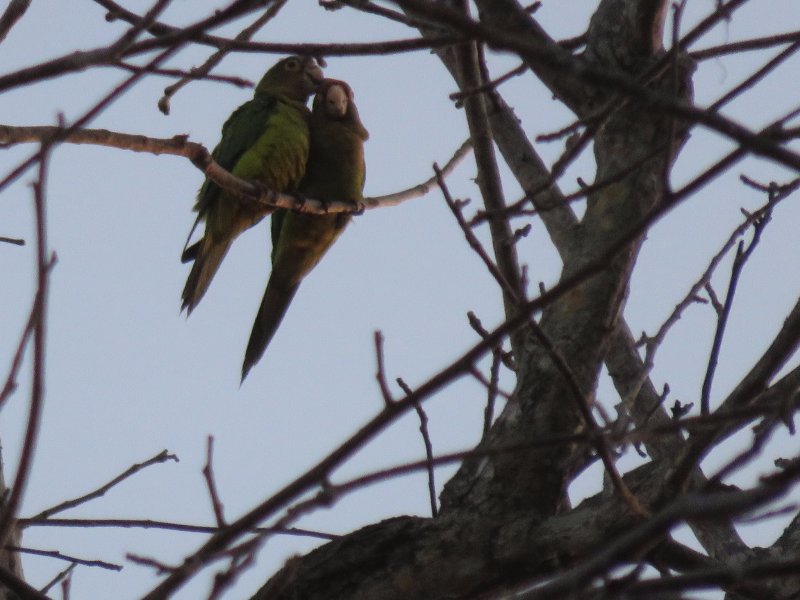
197, 97, 276, 215
181, 98, 276, 261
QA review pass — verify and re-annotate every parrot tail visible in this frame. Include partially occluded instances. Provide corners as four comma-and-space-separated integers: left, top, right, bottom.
241, 277, 299, 382
181, 240, 201, 264
181, 236, 232, 314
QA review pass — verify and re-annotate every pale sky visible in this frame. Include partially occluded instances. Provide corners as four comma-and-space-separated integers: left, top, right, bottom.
1, 1, 800, 598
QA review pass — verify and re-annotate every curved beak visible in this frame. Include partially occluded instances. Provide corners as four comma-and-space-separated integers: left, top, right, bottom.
304, 58, 325, 93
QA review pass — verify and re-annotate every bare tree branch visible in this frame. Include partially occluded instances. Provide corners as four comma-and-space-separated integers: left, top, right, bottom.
29, 450, 178, 521
0, 125, 469, 214
0, 143, 52, 550
7, 547, 121, 571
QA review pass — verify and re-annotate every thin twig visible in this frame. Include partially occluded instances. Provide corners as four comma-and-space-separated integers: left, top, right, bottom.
108, 0, 175, 55
127, 554, 177, 575
466, 311, 514, 369
700, 211, 771, 415
0, 142, 52, 549
709, 40, 800, 112
374, 331, 393, 406
19, 517, 336, 540
330, 0, 460, 31
31, 450, 178, 520
207, 537, 258, 600
40, 563, 75, 595
110, 61, 253, 88
706, 405, 781, 485
704, 282, 724, 315
0, 236, 24, 246
60, 571, 71, 600
449, 62, 527, 101
482, 352, 502, 441
363, 139, 472, 206
691, 30, 800, 60
0, 258, 55, 410
397, 378, 438, 517
7, 546, 121, 571
467, 362, 511, 401
202, 437, 226, 527
663, 0, 687, 187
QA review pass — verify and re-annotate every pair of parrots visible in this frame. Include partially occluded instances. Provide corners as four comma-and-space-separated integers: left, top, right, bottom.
181, 56, 369, 381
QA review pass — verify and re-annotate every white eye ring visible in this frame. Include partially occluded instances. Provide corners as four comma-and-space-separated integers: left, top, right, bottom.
285, 59, 300, 72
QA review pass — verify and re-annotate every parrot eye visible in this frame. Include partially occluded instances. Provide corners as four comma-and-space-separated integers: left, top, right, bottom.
284, 58, 301, 72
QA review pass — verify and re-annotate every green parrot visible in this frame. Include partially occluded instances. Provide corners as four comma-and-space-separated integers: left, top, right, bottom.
181, 55, 324, 313
241, 79, 369, 380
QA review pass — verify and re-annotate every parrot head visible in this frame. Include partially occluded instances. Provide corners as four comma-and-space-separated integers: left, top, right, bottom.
255, 55, 325, 102
313, 79, 370, 140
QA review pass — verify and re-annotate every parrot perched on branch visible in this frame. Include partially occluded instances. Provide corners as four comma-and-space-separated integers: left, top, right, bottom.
181, 55, 324, 314
241, 79, 369, 381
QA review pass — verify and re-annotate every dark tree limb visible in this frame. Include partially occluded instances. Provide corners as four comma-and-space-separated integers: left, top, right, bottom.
0, 125, 469, 214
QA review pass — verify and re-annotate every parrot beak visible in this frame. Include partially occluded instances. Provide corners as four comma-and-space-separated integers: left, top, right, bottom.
304, 58, 325, 93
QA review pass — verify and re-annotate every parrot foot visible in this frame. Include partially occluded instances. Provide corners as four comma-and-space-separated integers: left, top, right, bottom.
291, 193, 310, 213
352, 202, 366, 216
254, 182, 284, 210
317, 196, 331, 213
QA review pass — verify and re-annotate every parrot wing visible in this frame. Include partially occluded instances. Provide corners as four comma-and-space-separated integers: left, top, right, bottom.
182, 96, 277, 258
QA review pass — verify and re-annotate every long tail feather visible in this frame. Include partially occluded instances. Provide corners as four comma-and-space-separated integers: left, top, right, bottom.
181, 237, 232, 314
241, 277, 299, 381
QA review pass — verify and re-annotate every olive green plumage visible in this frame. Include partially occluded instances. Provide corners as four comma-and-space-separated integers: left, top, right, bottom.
181, 56, 324, 314
242, 79, 369, 380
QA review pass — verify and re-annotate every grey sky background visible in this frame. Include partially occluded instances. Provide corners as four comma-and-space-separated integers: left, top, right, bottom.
1, 1, 800, 598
